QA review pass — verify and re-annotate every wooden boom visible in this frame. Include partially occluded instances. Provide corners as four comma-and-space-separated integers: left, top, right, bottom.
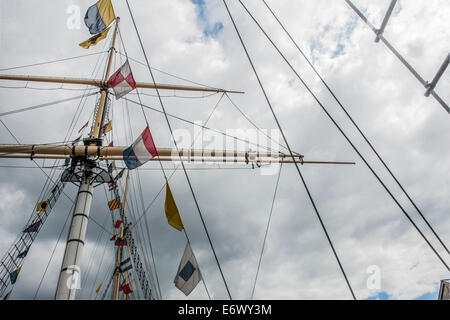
0, 74, 244, 94
0, 144, 355, 165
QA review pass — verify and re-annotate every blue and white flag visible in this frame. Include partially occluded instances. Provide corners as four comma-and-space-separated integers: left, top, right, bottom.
119, 257, 132, 273
84, 0, 116, 34
174, 242, 201, 296
123, 126, 158, 170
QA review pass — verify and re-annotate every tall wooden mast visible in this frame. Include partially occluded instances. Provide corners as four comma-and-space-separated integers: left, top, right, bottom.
54, 18, 120, 300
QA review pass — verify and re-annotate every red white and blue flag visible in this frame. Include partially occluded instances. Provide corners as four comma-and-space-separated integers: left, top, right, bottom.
123, 126, 158, 170
108, 60, 136, 99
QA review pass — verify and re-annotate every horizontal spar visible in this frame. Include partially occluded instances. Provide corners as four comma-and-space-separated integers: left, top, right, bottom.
0, 154, 355, 165
0, 74, 244, 94
0, 144, 299, 159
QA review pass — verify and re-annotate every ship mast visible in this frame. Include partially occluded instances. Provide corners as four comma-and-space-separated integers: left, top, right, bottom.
54, 18, 120, 300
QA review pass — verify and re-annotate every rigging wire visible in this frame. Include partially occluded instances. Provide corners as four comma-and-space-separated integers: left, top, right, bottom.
87, 185, 119, 300
126, 0, 233, 299
123, 65, 223, 300
0, 85, 99, 92
0, 41, 112, 299
0, 118, 75, 205
37, 40, 108, 201
1, 120, 112, 239
80, 212, 111, 297
33, 202, 75, 299
251, 163, 282, 300
130, 90, 220, 99
225, 92, 300, 156
261, 0, 449, 256
0, 92, 98, 117
224, 0, 357, 299
115, 52, 218, 90
0, 49, 107, 299
99, 265, 117, 300
0, 51, 107, 72
117, 28, 164, 299
122, 96, 284, 154
132, 91, 224, 229
121, 72, 164, 299
237, 0, 449, 271
88, 232, 113, 300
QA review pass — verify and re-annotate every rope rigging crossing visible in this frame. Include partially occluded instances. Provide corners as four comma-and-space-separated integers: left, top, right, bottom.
126, 0, 233, 300
251, 163, 283, 300
261, 0, 449, 256
223, 0, 357, 299
0, 169, 67, 298
236, 0, 449, 271
116, 77, 164, 299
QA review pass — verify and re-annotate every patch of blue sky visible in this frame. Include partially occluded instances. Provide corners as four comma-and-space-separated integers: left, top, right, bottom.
366, 288, 440, 300
191, 0, 206, 19
366, 291, 392, 300
309, 37, 324, 64
203, 22, 223, 37
190, 0, 223, 38
415, 290, 439, 300
310, 25, 346, 60
344, 16, 358, 39
331, 43, 345, 58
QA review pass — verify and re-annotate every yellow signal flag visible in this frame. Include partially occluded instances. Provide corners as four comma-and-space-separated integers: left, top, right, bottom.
102, 121, 112, 134
96, 0, 116, 29
95, 282, 102, 293
37, 200, 50, 212
79, 27, 110, 49
108, 197, 120, 211
164, 179, 184, 231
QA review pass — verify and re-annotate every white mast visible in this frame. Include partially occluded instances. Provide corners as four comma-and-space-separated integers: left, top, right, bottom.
54, 18, 120, 300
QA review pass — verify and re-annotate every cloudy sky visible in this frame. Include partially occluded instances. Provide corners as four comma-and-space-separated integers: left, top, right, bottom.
0, 0, 448, 300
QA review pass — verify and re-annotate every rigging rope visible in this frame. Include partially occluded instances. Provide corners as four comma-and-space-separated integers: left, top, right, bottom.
0, 51, 107, 72
225, 92, 301, 156
80, 213, 111, 297
115, 52, 218, 90
125, 87, 225, 300
251, 163, 282, 300
0, 85, 99, 92
118, 27, 166, 300
33, 202, 75, 299
89, 189, 118, 300
0, 119, 113, 236
122, 96, 283, 154
130, 90, 219, 99
121, 78, 164, 299
261, 0, 449, 255
237, 0, 449, 271
224, 0, 357, 299
126, 0, 232, 299
0, 93, 97, 117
